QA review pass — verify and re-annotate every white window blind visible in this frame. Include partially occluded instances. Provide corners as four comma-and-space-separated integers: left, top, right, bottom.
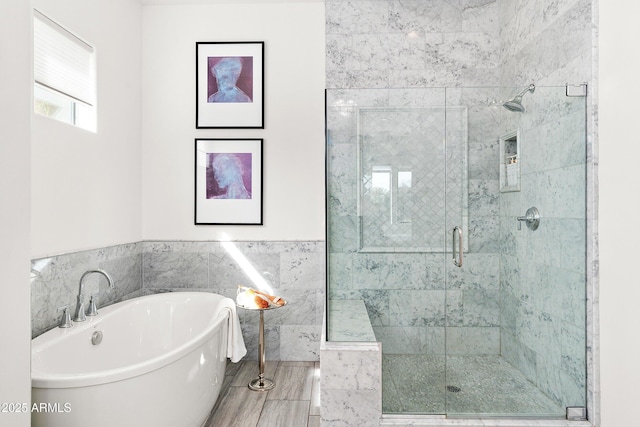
34, 10, 95, 106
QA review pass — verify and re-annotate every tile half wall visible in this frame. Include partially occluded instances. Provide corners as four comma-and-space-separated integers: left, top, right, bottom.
31, 240, 326, 362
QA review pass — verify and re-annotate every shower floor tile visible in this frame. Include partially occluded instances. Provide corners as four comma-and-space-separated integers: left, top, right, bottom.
383, 355, 564, 417
383, 354, 446, 413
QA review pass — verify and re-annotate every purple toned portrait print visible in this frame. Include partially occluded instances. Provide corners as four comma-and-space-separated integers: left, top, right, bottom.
206, 153, 252, 199
207, 56, 254, 103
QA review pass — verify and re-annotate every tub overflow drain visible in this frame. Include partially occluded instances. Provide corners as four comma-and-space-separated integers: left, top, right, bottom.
91, 331, 103, 345
446, 385, 461, 393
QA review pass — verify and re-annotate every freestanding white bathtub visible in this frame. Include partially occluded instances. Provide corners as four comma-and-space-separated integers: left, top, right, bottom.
31, 292, 246, 427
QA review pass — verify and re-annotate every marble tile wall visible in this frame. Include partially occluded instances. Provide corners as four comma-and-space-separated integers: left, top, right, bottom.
327, 86, 502, 354
320, 339, 382, 427
325, 0, 509, 356
31, 240, 325, 362
325, 0, 596, 422
498, 0, 594, 87
495, 0, 594, 412
31, 242, 143, 338
498, 86, 588, 409
326, 0, 502, 89
358, 106, 461, 252
142, 240, 326, 362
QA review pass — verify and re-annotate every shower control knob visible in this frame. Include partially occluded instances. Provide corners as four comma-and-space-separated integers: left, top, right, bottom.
517, 207, 540, 230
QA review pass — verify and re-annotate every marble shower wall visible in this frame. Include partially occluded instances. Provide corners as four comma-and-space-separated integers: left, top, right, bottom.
31, 240, 325, 362
326, 0, 502, 89
498, 0, 594, 87
327, 86, 502, 355
497, 82, 588, 410
326, 0, 504, 355
326, 0, 593, 392
495, 0, 593, 410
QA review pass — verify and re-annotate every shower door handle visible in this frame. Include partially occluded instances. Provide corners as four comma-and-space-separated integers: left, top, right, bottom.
452, 226, 463, 267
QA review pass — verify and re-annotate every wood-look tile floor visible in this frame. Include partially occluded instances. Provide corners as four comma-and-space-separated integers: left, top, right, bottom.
204, 360, 320, 427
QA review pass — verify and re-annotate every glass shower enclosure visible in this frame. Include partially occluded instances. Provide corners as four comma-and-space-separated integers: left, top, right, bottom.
326, 85, 587, 418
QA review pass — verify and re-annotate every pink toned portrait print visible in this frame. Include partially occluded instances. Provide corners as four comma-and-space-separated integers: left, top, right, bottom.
207, 56, 254, 103
206, 153, 252, 199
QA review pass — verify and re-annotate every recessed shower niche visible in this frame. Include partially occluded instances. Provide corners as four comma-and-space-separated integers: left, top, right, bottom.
500, 129, 520, 192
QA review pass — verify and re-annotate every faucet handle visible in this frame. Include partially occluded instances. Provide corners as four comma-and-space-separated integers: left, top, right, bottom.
86, 293, 100, 316
57, 305, 73, 328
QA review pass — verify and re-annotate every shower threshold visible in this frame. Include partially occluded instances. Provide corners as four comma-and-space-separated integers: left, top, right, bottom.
379, 414, 591, 427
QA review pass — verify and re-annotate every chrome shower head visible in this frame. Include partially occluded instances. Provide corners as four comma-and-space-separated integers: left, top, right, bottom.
503, 84, 535, 113
503, 99, 526, 113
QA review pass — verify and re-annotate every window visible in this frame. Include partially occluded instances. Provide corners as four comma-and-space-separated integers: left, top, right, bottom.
33, 10, 96, 132
370, 166, 414, 225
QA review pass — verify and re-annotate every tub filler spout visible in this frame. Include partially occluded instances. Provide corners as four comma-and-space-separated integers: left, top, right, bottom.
73, 269, 115, 322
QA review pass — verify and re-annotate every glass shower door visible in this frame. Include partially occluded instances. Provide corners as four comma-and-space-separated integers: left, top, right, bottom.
355, 92, 460, 415
325, 88, 453, 413
443, 86, 504, 416
442, 85, 587, 418
325, 85, 587, 419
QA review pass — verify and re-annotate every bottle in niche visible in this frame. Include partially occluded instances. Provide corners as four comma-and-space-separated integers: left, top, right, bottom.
506, 156, 518, 187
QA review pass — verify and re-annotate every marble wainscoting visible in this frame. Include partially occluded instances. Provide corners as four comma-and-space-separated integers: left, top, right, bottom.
141, 240, 326, 362
31, 240, 326, 363
31, 242, 143, 337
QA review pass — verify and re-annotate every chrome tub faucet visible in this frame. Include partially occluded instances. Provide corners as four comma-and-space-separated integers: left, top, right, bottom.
73, 269, 115, 322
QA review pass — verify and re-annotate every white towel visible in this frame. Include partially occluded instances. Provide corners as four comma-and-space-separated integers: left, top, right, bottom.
220, 298, 247, 363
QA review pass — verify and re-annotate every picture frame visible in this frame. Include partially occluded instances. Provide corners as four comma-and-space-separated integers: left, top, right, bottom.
195, 138, 263, 225
196, 41, 264, 129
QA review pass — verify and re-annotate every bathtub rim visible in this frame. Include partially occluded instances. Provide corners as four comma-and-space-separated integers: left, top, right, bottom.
31, 291, 231, 389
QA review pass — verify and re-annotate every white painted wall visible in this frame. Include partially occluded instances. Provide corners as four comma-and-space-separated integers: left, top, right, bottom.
599, 2, 640, 426
141, 2, 326, 241
12, 1, 640, 425
0, 0, 32, 425
30, 0, 143, 258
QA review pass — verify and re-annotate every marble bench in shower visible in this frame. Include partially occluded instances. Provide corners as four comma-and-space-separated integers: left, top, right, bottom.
326, 299, 377, 342
320, 299, 382, 426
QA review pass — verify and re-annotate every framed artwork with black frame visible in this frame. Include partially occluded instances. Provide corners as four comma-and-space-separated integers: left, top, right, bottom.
196, 41, 264, 129
195, 138, 263, 225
